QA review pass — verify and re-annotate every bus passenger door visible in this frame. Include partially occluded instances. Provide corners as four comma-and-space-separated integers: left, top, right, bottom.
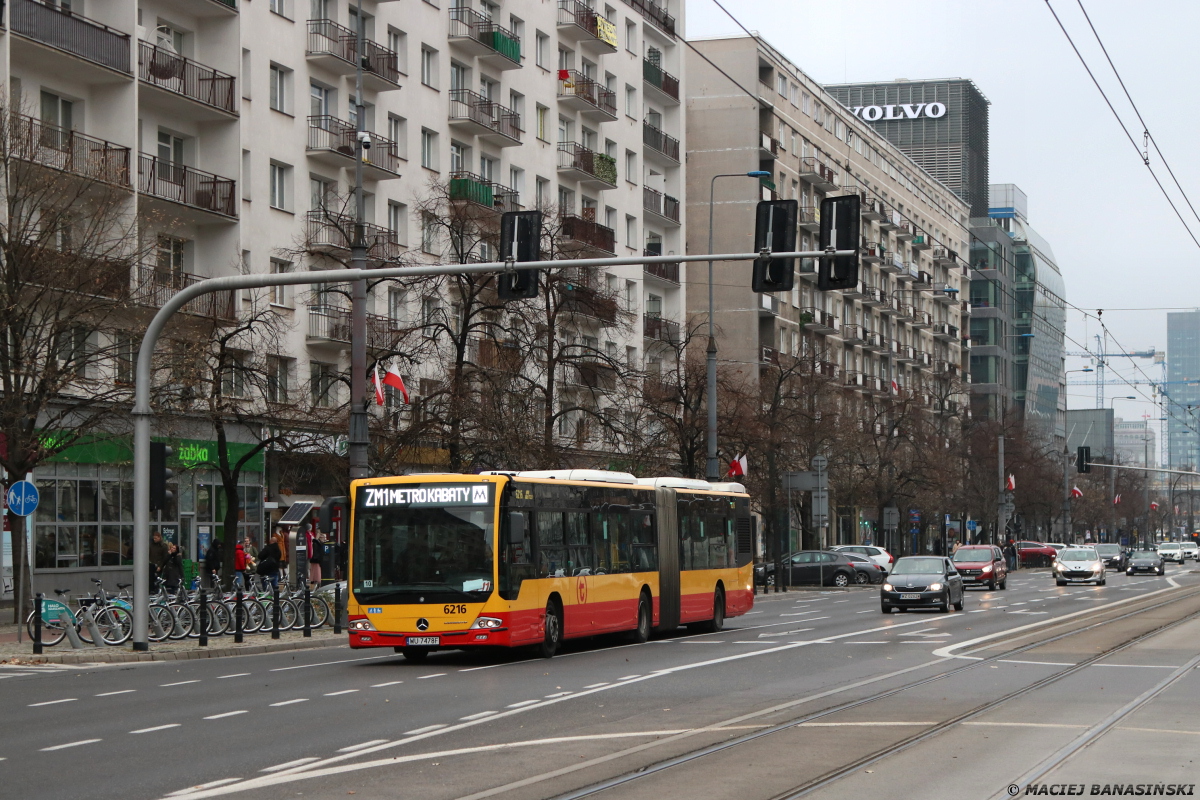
503, 509, 541, 644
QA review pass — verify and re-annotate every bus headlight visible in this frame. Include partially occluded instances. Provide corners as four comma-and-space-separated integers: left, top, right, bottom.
348, 617, 376, 631
469, 617, 503, 630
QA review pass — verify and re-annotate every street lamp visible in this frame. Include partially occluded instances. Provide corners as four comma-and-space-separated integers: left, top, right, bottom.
705, 170, 771, 481
1110, 396, 1145, 546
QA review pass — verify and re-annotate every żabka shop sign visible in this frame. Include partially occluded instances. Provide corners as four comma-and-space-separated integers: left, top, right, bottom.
851, 103, 946, 122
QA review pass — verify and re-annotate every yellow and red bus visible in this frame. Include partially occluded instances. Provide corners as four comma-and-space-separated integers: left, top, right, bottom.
342, 470, 755, 659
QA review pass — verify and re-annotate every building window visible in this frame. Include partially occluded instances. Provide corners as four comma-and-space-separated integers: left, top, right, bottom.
625, 85, 636, 118
625, 215, 636, 248
802, 93, 810, 115
269, 161, 290, 210
219, 352, 247, 398
269, 0, 290, 18
388, 115, 407, 159
421, 47, 437, 88
508, 166, 524, 205
267, 356, 291, 404
625, 150, 636, 184
625, 20, 636, 52
535, 105, 548, 141
115, 334, 136, 385
420, 128, 438, 170
156, 234, 187, 279
310, 362, 336, 408
388, 288, 408, 326
268, 258, 290, 306
535, 31, 548, 68
387, 28, 408, 74
421, 211, 437, 253
777, 74, 787, 96
388, 201, 408, 246
536, 177, 549, 210
269, 63, 291, 113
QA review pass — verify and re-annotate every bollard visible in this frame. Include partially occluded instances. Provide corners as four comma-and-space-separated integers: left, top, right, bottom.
62, 610, 84, 649
198, 589, 208, 647
234, 588, 244, 644
85, 607, 104, 648
271, 585, 280, 640
33, 593, 43, 655
334, 584, 342, 635
303, 585, 312, 638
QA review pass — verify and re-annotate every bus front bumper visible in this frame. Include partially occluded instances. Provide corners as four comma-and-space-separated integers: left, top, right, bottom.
349, 628, 512, 649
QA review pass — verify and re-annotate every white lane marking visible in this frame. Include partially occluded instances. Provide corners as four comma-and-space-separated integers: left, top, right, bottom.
968, 610, 986, 613
856, 610, 873, 614
131, 724, 182, 734
582, 683, 609, 689
323, 690, 358, 696
162, 680, 201, 687
617, 675, 641, 680
683, 641, 727, 644
743, 611, 764, 615
1096, 663, 1180, 669
217, 673, 250, 680
460, 711, 498, 721
269, 699, 309, 707
164, 778, 242, 796
403, 724, 447, 735
780, 611, 823, 617
544, 692, 572, 698
417, 673, 446, 680
832, 600, 850, 603
1168, 576, 1180, 588
1117, 726, 1200, 736
338, 740, 389, 753
963, 721, 1087, 729
269, 654, 397, 671
97, 690, 136, 696
204, 710, 249, 719
846, 641, 888, 644
29, 698, 76, 706
998, 659, 1076, 667
505, 700, 540, 708
797, 721, 935, 727
760, 628, 815, 639
261, 758, 321, 773
40, 739, 101, 751
371, 681, 403, 688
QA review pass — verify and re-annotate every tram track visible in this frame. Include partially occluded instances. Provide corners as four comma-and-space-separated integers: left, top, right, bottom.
551, 585, 1200, 800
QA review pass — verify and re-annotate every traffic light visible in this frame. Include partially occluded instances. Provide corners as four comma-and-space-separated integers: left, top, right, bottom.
149, 442, 175, 511
318, 496, 348, 535
1077, 446, 1091, 474
817, 194, 861, 291
497, 210, 541, 300
751, 199, 798, 293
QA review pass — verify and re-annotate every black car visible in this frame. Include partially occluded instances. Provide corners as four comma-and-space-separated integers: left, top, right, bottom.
841, 552, 886, 584
755, 551, 860, 588
1093, 543, 1126, 571
1126, 549, 1165, 576
882, 556, 965, 613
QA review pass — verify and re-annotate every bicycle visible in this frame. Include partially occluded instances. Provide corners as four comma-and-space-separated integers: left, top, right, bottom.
74, 579, 134, 646
25, 585, 131, 647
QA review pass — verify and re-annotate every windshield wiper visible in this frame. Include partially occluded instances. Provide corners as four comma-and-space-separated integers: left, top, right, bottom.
406, 582, 480, 600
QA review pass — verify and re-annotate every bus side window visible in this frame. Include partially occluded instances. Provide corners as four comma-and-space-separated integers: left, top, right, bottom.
632, 511, 657, 571
611, 511, 631, 573
707, 514, 728, 568
678, 512, 690, 570
500, 509, 534, 601
536, 511, 566, 578
565, 511, 593, 576
593, 512, 612, 574
725, 517, 736, 567
690, 513, 709, 570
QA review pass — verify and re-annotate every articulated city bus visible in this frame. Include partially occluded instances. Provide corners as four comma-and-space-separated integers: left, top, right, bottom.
345, 470, 755, 659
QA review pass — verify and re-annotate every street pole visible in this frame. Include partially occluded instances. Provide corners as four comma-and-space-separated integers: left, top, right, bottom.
1144, 431, 1151, 546
1109, 464, 1116, 545
1062, 447, 1071, 544
997, 433, 1005, 546
347, 0, 369, 482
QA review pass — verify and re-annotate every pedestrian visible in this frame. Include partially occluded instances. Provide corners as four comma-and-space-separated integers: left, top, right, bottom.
308, 527, 325, 588
148, 530, 169, 586
1004, 540, 1017, 570
272, 528, 290, 586
234, 540, 248, 589
243, 534, 258, 563
204, 537, 223, 588
950, 539, 961, 556
162, 543, 184, 592
257, 535, 282, 590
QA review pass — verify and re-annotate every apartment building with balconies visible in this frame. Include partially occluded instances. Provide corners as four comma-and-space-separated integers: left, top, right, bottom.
2, 0, 685, 588
684, 35, 969, 410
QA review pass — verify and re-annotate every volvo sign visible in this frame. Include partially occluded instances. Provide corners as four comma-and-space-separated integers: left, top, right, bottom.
850, 103, 946, 121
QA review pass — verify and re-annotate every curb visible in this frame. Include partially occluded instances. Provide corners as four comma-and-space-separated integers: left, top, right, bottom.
0, 635, 345, 665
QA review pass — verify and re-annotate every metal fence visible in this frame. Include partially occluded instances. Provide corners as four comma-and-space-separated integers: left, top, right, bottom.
306, 18, 400, 86
13, 0, 131, 73
11, 113, 131, 185
642, 122, 680, 161
135, 267, 235, 320
448, 90, 522, 142
307, 116, 400, 174
561, 213, 616, 253
138, 40, 237, 114
138, 154, 237, 218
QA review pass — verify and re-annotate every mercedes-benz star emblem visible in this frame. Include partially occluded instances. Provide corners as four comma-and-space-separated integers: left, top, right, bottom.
416, 618, 429, 631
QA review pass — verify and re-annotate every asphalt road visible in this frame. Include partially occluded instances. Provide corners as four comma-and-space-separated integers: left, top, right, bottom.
2, 564, 1199, 800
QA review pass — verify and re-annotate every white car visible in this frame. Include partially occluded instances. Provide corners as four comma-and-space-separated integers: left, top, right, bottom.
830, 545, 893, 574
1180, 541, 1199, 561
1157, 542, 1185, 564
1054, 547, 1106, 586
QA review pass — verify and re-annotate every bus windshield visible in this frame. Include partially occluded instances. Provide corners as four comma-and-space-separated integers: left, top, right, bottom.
352, 483, 495, 604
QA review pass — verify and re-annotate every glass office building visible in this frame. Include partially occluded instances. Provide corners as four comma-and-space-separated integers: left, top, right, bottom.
1167, 311, 1200, 468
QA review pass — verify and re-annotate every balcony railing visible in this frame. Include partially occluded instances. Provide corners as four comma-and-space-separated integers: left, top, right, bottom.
622, 0, 675, 37
558, 0, 618, 50
643, 250, 679, 283
13, 0, 131, 73
448, 6, 522, 66
448, 90, 522, 143
799, 157, 837, 187
557, 69, 617, 117
643, 121, 680, 162
138, 154, 236, 218
11, 113, 130, 185
138, 40, 237, 114
642, 58, 679, 101
557, 142, 617, 186
561, 213, 616, 253
448, 171, 520, 213
759, 131, 780, 156
563, 283, 618, 323
136, 266, 235, 320
643, 314, 679, 344
306, 211, 405, 263
472, 337, 523, 372
798, 206, 820, 229
307, 18, 400, 86
307, 116, 401, 175
643, 186, 680, 222
308, 307, 404, 350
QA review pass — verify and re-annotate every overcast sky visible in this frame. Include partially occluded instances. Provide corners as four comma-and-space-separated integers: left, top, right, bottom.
686, 0, 1198, 445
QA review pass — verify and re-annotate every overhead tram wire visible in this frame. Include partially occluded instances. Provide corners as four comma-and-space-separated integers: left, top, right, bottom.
692, 0, 1200, 436
1044, 0, 1200, 250
1074, 0, 1200, 231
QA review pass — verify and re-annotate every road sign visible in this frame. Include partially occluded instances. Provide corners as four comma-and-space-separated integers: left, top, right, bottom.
883, 507, 900, 529
783, 471, 818, 491
967, 520, 978, 532
812, 489, 829, 525
810, 455, 828, 472
6, 481, 38, 517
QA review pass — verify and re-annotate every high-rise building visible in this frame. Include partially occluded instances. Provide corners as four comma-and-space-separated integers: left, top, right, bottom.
1115, 417, 1156, 467
1167, 310, 1200, 468
6, 0, 687, 594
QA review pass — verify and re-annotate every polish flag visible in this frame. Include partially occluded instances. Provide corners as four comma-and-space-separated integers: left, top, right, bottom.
1071, 486, 1083, 499
372, 362, 386, 406
1005, 474, 1016, 491
1113, 494, 1122, 505
891, 378, 899, 395
1151, 501, 1159, 511
726, 454, 748, 478
378, 359, 410, 404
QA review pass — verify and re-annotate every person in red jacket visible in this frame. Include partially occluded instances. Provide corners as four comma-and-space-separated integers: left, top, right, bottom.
234, 542, 248, 589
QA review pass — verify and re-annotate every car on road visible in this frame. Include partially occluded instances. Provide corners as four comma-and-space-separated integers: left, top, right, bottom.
1053, 547, 1106, 586
1157, 542, 1185, 564
840, 551, 887, 584
1126, 549, 1165, 576
756, 551, 861, 588
1093, 543, 1126, 571
1047, 542, 1067, 551
1179, 541, 1198, 561
951, 545, 1008, 590
881, 556, 965, 614
830, 545, 894, 574
1017, 541, 1058, 567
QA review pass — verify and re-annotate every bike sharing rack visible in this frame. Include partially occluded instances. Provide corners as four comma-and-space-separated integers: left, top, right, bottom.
126, 243, 854, 649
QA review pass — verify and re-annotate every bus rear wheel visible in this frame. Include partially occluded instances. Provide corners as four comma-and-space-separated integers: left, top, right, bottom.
538, 601, 562, 658
703, 588, 725, 633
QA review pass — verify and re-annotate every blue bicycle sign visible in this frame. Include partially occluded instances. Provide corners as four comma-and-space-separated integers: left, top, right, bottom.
6, 480, 39, 517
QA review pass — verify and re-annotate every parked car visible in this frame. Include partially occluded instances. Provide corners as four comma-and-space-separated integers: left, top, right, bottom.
1179, 541, 1199, 562
1053, 547, 1106, 586
840, 552, 887, 584
1126, 549, 1165, 576
1016, 541, 1058, 567
881, 556, 965, 613
1157, 542, 1185, 564
1047, 542, 1067, 551
757, 551, 860, 588
951, 545, 1008, 590
1093, 543, 1126, 571
830, 545, 894, 574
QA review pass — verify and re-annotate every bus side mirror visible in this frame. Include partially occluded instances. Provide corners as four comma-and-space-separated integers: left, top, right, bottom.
508, 512, 526, 545
318, 496, 348, 534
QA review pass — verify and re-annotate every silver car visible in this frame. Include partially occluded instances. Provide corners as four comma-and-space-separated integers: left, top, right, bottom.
1157, 542, 1185, 564
1054, 547, 1106, 586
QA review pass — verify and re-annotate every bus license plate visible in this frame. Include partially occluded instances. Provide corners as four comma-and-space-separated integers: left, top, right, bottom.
407, 636, 439, 646
900, 593, 921, 600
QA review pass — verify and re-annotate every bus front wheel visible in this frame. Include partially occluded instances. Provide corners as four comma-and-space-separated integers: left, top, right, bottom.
539, 601, 562, 658
703, 587, 725, 633
629, 595, 651, 644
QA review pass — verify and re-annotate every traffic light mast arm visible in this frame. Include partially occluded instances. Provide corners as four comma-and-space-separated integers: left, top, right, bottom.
1078, 462, 1200, 477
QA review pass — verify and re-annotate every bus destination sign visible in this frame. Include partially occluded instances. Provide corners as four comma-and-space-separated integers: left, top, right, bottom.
362, 484, 492, 508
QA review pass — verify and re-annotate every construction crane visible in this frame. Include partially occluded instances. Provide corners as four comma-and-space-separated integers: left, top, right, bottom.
1065, 334, 1157, 406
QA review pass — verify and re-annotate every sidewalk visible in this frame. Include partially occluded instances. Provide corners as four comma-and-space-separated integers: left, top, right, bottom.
0, 619, 346, 665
